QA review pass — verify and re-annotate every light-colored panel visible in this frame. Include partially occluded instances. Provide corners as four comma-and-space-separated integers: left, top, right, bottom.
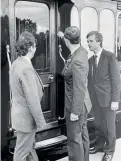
100, 9, 115, 53
71, 6, 80, 29
117, 13, 121, 61
118, 15, 121, 47
81, 7, 98, 58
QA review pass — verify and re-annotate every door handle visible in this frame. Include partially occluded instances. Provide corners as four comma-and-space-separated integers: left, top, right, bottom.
48, 75, 54, 83
58, 116, 65, 124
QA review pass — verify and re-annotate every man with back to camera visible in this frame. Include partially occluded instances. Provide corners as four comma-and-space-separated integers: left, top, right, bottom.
10, 31, 46, 161
58, 26, 92, 161
87, 31, 120, 161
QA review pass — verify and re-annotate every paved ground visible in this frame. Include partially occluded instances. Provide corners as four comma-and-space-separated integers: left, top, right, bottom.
57, 138, 121, 161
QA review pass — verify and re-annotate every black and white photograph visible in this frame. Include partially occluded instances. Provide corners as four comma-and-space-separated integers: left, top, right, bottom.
1, 0, 121, 161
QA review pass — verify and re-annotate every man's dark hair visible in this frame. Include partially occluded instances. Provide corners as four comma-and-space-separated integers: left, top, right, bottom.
64, 26, 81, 44
86, 31, 103, 47
16, 31, 35, 56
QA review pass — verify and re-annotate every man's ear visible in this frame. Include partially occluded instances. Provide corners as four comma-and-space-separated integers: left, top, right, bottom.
28, 46, 32, 52
65, 38, 69, 46
98, 41, 101, 46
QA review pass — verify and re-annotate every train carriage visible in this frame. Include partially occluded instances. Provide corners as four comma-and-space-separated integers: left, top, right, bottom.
1, 0, 121, 160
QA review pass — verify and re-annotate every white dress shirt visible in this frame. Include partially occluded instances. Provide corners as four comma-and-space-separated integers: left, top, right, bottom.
94, 48, 103, 65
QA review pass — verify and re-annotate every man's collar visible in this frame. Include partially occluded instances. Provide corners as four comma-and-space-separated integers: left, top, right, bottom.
22, 56, 31, 64
70, 45, 80, 55
66, 46, 80, 64
95, 48, 103, 57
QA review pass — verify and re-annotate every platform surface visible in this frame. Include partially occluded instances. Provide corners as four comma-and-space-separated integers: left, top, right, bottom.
57, 138, 121, 161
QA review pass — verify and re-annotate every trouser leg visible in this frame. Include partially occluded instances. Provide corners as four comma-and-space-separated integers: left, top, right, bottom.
66, 107, 89, 161
92, 90, 116, 153
13, 131, 38, 161
82, 113, 89, 161
92, 93, 106, 148
101, 107, 116, 154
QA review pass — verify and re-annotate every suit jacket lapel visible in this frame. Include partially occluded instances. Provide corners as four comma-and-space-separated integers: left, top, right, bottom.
95, 50, 105, 78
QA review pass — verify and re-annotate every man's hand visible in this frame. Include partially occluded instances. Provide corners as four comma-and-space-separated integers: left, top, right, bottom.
70, 113, 79, 121
111, 102, 119, 111
57, 31, 64, 39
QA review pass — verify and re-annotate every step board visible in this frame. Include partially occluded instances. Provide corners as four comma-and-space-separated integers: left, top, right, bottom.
35, 135, 67, 150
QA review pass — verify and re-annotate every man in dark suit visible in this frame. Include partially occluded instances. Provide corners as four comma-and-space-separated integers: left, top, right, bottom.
10, 31, 46, 161
87, 31, 120, 161
58, 26, 92, 161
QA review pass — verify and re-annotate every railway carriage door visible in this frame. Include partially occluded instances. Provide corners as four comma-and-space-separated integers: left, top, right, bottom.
14, 1, 57, 123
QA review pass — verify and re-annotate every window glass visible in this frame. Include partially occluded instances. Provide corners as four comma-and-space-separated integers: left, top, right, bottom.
81, 7, 98, 58
100, 9, 115, 53
117, 14, 121, 109
117, 14, 121, 62
71, 6, 80, 28
80, 7, 98, 119
15, 1, 50, 72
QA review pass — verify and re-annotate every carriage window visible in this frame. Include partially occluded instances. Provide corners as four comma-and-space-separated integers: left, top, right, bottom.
81, 7, 98, 58
100, 9, 115, 53
71, 6, 80, 28
80, 7, 98, 119
15, 1, 50, 72
117, 14, 121, 94
117, 13, 121, 62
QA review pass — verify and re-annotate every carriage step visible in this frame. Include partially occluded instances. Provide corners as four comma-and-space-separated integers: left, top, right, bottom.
35, 135, 67, 150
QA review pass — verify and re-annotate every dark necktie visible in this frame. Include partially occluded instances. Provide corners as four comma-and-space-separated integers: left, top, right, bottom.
94, 55, 98, 68
93, 55, 98, 78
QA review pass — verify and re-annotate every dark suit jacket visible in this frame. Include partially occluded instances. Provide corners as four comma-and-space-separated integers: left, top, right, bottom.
62, 46, 92, 116
88, 49, 121, 107
10, 56, 46, 133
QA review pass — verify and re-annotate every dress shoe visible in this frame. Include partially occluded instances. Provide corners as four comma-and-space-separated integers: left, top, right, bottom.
102, 153, 113, 161
89, 146, 103, 154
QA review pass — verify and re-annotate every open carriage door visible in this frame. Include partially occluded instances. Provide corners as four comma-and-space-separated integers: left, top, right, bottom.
9, 0, 57, 123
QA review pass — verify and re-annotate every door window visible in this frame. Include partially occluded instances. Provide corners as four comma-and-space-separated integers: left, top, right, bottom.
15, 1, 50, 72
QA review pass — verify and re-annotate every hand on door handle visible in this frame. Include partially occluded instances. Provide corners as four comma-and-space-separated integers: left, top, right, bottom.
48, 75, 54, 83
